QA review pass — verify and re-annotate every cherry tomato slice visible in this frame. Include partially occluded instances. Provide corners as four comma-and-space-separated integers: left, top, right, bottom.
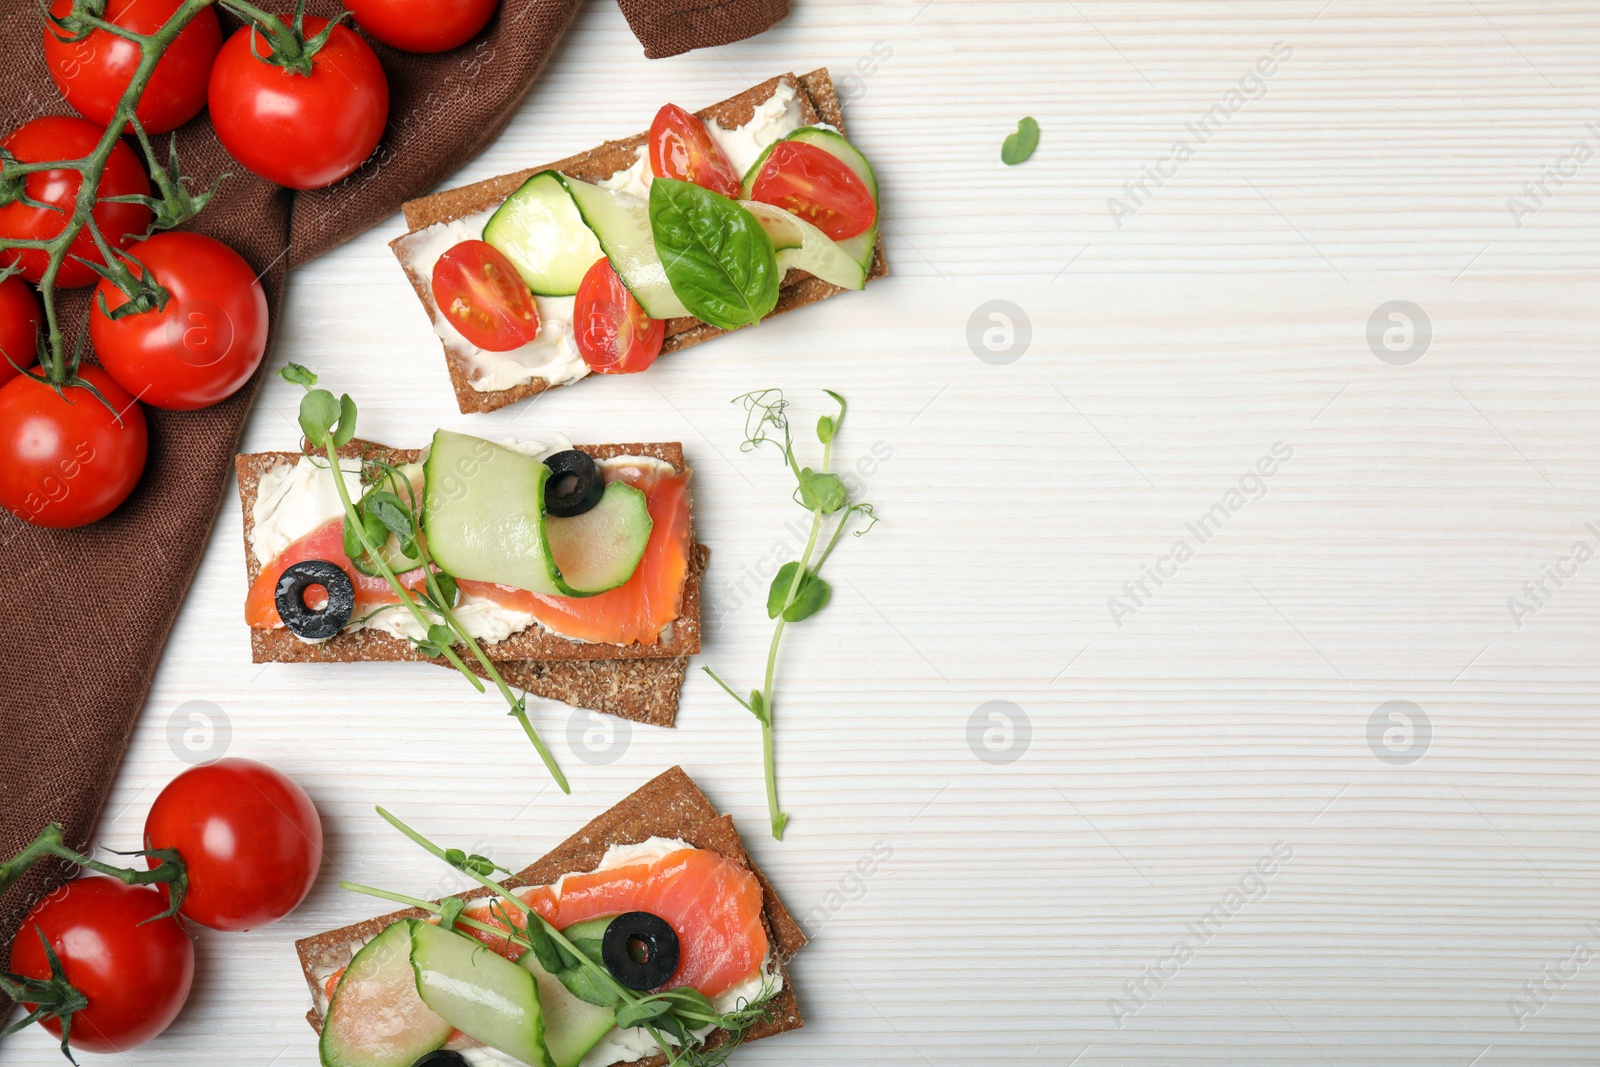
574, 258, 664, 375
431, 240, 541, 352
649, 103, 741, 198
749, 140, 877, 241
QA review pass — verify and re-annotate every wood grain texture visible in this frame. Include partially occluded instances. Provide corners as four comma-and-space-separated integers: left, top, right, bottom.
11, 3, 1598, 1066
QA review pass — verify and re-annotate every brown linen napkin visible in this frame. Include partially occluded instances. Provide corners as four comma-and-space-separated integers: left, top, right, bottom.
0, 0, 786, 993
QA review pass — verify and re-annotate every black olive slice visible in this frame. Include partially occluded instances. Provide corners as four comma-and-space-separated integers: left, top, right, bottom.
543, 449, 604, 518
412, 1053, 469, 1067
274, 560, 355, 640
601, 911, 681, 991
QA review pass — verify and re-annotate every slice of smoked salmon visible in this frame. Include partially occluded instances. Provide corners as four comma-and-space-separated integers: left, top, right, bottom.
462, 847, 768, 1000
244, 520, 425, 628
247, 459, 691, 645
456, 461, 692, 646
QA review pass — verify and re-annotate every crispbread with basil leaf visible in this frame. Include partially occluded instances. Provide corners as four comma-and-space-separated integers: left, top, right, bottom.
390, 70, 888, 415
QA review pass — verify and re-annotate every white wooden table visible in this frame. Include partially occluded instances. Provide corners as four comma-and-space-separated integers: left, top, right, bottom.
11, 2, 1600, 1064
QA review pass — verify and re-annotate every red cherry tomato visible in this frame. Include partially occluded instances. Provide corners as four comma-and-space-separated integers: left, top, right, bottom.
8, 876, 194, 1054
649, 104, 741, 198
208, 16, 389, 190
0, 117, 152, 288
0, 366, 147, 528
43, 0, 222, 135
431, 240, 540, 352
143, 758, 322, 932
573, 257, 663, 375
342, 0, 498, 53
0, 276, 41, 390
749, 140, 877, 241
91, 232, 268, 411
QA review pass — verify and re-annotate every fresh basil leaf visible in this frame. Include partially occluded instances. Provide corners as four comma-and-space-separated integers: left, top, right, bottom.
649, 178, 779, 331
331, 393, 359, 446
1002, 116, 1040, 165
615, 999, 672, 1030
797, 469, 846, 513
279, 363, 318, 387
298, 388, 340, 446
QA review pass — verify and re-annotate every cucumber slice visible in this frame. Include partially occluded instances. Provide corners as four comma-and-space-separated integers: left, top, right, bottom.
554, 175, 690, 320
741, 126, 880, 275
320, 920, 452, 1067
746, 205, 803, 252
483, 171, 605, 297
410, 921, 549, 1067
545, 481, 653, 597
741, 201, 867, 290
517, 948, 618, 1067
423, 430, 562, 596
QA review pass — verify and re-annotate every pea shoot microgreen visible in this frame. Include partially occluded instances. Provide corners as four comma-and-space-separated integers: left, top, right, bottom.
277, 364, 569, 794
705, 390, 878, 839
341, 809, 775, 1067
1001, 116, 1040, 165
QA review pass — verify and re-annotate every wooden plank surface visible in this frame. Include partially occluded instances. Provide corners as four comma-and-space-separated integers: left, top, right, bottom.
9, 2, 1598, 1065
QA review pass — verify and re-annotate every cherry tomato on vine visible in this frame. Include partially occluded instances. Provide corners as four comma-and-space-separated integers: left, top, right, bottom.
748, 140, 877, 241
342, 0, 499, 53
91, 232, 268, 410
8, 876, 194, 1054
43, 0, 223, 135
648, 104, 741, 197
0, 276, 41, 391
0, 366, 147, 528
208, 15, 389, 191
431, 239, 540, 351
143, 758, 322, 932
0, 117, 152, 288
573, 257, 663, 375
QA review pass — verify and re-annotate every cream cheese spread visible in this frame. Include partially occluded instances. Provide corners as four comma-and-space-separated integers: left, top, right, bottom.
458, 837, 782, 1067
404, 82, 807, 394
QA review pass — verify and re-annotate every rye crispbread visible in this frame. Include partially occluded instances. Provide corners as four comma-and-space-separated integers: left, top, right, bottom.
235, 440, 703, 725
391, 68, 889, 414
294, 767, 806, 1062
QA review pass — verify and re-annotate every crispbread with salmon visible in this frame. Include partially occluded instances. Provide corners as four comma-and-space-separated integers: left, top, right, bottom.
391, 67, 889, 414
234, 440, 704, 725
294, 767, 806, 1062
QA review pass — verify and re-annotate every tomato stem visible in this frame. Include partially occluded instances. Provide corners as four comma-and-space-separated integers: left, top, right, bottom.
0, 823, 189, 921
0, 929, 90, 1065
0, 0, 223, 386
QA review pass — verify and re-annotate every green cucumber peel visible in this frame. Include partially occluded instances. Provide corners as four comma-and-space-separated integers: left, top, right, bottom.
277, 365, 569, 794
703, 389, 879, 838
353, 809, 777, 1067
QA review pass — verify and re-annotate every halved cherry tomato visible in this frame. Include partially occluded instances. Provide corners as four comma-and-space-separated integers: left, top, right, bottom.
649, 103, 741, 198
573, 258, 664, 375
749, 140, 877, 241
431, 240, 540, 352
